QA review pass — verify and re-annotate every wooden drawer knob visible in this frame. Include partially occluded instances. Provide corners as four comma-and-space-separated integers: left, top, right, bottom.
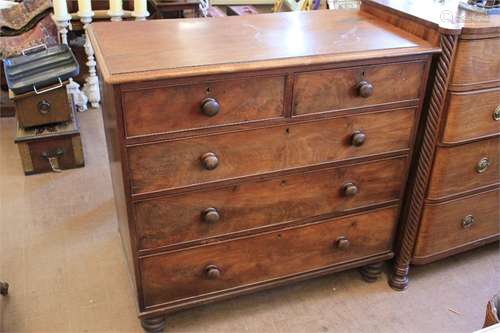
201, 98, 220, 117
201, 207, 220, 223
351, 131, 366, 147
343, 182, 358, 197
461, 214, 475, 229
493, 106, 500, 121
476, 157, 491, 174
37, 100, 51, 115
357, 80, 374, 98
335, 236, 350, 250
200, 152, 219, 170
205, 265, 221, 279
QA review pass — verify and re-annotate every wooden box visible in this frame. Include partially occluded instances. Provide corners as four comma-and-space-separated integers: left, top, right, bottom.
9, 82, 72, 128
15, 109, 84, 175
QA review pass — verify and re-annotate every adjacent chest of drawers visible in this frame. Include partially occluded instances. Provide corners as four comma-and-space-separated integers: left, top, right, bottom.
362, 0, 500, 291
89, 10, 437, 331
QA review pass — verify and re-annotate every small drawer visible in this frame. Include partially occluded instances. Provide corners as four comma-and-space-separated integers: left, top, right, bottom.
413, 188, 500, 263
127, 107, 415, 194
135, 156, 407, 251
122, 76, 285, 137
140, 207, 398, 308
10, 84, 71, 128
293, 61, 425, 115
427, 137, 500, 200
442, 87, 500, 144
451, 38, 500, 89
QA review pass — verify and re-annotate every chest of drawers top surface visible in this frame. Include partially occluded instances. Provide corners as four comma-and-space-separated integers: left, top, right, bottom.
88, 10, 437, 84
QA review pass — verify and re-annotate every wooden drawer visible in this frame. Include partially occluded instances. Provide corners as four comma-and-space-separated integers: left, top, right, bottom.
442, 87, 500, 144
293, 61, 424, 115
128, 107, 415, 194
427, 137, 500, 200
413, 188, 500, 264
451, 38, 500, 89
122, 76, 285, 137
140, 207, 398, 308
135, 156, 407, 251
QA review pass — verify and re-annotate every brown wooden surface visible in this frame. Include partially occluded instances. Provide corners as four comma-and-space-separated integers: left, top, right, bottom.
361, 0, 500, 34
427, 137, 500, 201
122, 75, 285, 137
87, 10, 438, 84
450, 38, 500, 91
127, 108, 415, 194
442, 87, 500, 144
134, 156, 406, 251
413, 188, 500, 264
140, 207, 398, 308
11, 86, 71, 128
293, 61, 424, 115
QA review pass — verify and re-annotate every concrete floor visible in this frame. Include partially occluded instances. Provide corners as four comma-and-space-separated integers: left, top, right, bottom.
0, 109, 498, 333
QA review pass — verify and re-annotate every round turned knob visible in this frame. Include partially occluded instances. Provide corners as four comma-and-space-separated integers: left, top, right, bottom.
335, 236, 350, 250
351, 131, 366, 147
201, 207, 220, 223
200, 98, 220, 117
343, 182, 358, 197
461, 214, 475, 229
37, 100, 51, 115
357, 80, 374, 98
200, 152, 219, 170
205, 265, 221, 280
476, 157, 491, 174
493, 106, 500, 121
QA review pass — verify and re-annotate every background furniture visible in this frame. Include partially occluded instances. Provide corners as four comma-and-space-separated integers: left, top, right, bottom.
150, 0, 200, 18
89, 10, 437, 332
361, 0, 500, 290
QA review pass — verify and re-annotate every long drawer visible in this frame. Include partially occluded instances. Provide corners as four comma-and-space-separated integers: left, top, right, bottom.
413, 188, 500, 264
134, 156, 407, 251
451, 38, 500, 89
122, 75, 286, 137
427, 136, 500, 200
293, 61, 424, 115
128, 107, 415, 194
442, 87, 500, 144
140, 207, 398, 308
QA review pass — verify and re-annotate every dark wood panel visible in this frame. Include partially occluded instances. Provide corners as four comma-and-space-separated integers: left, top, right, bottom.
413, 188, 500, 263
140, 207, 398, 308
450, 38, 500, 89
128, 107, 416, 194
427, 137, 500, 200
123, 76, 285, 137
134, 156, 407, 251
293, 61, 424, 115
442, 87, 500, 144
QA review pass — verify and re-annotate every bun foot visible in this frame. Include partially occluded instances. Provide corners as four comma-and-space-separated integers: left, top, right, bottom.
359, 262, 384, 282
389, 270, 409, 291
141, 316, 167, 333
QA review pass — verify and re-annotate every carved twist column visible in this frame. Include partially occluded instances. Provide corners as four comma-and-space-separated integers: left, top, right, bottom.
389, 33, 459, 291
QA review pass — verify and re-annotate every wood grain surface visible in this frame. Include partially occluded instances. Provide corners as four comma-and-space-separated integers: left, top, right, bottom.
293, 61, 424, 115
134, 156, 407, 251
127, 108, 415, 194
140, 207, 398, 308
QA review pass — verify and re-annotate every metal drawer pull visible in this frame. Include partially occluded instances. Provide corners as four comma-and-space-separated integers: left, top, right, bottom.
461, 214, 475, 229
200, 98, 220, 117
351, 130, 366, 147
37, 100, 51, 115
33, 77, 62, 95
493, 106, 500, 121
335, 236, 350, 250
22, 43, 47, 55
200, 152, 219, 170
343, 182, 358, 197
201, 207, 220, 223
357, 80, 374, 98
42, 148, 64, 173
476, 157, 491, 174
205, 265, 221, 280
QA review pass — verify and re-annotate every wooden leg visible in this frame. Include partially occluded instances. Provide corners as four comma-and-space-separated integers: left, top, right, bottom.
0, 281, 9, 296
389, 265, 409, 291
359, 262, 384, 283
141, 316, 167, 333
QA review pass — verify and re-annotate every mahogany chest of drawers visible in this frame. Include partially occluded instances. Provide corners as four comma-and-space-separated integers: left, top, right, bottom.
362, 0, 500, 290
89, 10, 437, 331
